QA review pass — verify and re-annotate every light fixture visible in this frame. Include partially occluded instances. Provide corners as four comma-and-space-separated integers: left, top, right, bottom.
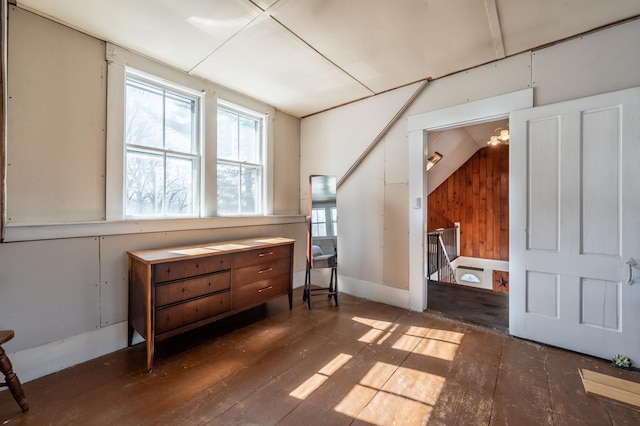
487, 127, 509, 146
426, 152, 443, 171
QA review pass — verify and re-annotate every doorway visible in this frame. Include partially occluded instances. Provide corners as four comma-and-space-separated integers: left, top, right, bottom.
425, 119, 510, 330
406, 88, 533, 316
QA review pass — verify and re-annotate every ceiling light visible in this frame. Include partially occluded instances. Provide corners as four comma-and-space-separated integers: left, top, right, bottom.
426, 152, 443, 171
487, 127, 509, 146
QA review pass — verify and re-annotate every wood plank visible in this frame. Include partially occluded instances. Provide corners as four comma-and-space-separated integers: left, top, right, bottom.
492, 270, 509, 293
427, 280, 508, 331
543, 345, 620, 425
204, 301, 407, 425
152, 295, 402, 425
580, 369, 640, 408
489, 337, 553, 425
486, 147, 495, 259
427, 146, 509, 260
603, 398, 640, 425
3, 289, 640, 425
428, 325, 505, 425
282, 311, 441, 425
500, 145, 509, 260
478, 149, 487, 258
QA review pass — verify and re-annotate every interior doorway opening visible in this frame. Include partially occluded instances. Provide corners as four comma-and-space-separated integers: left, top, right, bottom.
406, 88, 532, 319
425, 118, 510, 330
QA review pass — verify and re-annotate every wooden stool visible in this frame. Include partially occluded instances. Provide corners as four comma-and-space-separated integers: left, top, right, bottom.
0, 330, 29, 412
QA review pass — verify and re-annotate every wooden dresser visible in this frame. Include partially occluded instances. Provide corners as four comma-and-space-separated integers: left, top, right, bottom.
127, 237, 295, 371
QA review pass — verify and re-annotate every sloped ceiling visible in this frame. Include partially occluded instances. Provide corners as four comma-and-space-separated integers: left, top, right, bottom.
427, 119, 508, 194
16, 0, 640, 117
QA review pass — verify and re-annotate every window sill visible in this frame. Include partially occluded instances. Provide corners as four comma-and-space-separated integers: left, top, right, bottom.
3, 215, 307, 242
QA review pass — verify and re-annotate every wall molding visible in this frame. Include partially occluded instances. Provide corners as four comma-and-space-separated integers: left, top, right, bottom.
8, 269, 306, 384
4, 215, 306, 242
339, 275, 409, 310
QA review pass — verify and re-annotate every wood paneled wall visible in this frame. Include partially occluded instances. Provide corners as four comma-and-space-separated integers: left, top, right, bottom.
427, 145, 509, 261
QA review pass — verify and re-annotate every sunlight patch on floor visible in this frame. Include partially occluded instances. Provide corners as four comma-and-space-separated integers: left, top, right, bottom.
412, 338, 459, 361
360, 362, 398, 389
375, 324, 399, 345
352, 316, 394, 330
286, 315, 467, 424
318, 353, 353, 376
333, 384, 378, 418
392, 333, 423, 353
381, 365, 445, 406
289, 353, 353, 400
336, 362, 444, 425
356, 390, 433, 425
405, 325, 431, 337
289, 373, 329, 400
352, 316, 396, 343
358, 327, 386, 343
427, 328, 464, 344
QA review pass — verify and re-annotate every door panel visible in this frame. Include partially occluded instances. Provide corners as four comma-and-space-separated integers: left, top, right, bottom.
527, 117, 560, 252
510, 87, 640, 362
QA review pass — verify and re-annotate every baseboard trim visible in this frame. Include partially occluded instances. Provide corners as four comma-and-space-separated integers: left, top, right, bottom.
9, 322, 128, 383
339, 275, 409, 309
9, 271, 402, 384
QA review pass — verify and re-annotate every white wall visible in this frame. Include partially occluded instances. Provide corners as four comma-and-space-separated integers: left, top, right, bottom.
300, 18, 640, 308
1, 7, 305, 382
6, 7, 107, 223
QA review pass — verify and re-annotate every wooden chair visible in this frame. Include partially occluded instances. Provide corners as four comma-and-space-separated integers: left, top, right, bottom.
0, 330, 29, 412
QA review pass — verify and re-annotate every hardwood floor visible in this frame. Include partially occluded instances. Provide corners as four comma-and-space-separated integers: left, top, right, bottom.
1, 287, 639, 425
427, 280, 509, 331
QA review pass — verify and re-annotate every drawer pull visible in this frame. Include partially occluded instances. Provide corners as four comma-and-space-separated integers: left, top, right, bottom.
258, 267, 273, 274
258, 252, 274, 257
258, 285, 273, 293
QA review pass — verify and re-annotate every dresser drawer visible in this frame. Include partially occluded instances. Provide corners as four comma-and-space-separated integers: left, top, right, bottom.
232, 257, 291, 287
155, 271, 230, 307
233, 244, 291, 269
155, 292, 231, 335
154, 255, 231, 283
232, 274, 290, 310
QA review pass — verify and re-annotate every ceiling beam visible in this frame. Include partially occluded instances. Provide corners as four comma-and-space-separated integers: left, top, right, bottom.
483, 0, 506, 59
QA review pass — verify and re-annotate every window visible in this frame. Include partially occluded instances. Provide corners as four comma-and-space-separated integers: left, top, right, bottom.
311, 207, 327, 236
460, 273, 481, 284
311, 206, 337, 237
107, 51, 275, 222
124, 74, 201, 217
330, 206, 338, 235
217, 103, 265, 215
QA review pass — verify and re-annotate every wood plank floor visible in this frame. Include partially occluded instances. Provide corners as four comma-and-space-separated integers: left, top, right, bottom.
2, 287, 639, 425
427, 280, 509, 331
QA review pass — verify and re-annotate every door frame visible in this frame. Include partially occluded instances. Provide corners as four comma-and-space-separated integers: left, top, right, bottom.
407, 88, 533, 312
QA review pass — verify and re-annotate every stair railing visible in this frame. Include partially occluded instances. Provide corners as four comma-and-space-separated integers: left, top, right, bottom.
427, 227, 458, 283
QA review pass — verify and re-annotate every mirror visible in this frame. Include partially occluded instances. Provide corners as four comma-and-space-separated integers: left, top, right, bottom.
308, 175, 337, 269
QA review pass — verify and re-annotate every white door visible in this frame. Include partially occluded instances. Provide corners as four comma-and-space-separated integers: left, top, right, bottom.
510, 87, 640, 362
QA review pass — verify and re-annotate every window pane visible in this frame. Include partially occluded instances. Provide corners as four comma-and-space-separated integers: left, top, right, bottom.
165, 93, 195, 153
239, 116, 260, 163
217, 162, 239, 215
126, 150, 164, 215
217, 103, 265, 217
313, 208, 326, 223
240, 166, 260, 214
126, 82, 163, 149
312, 208, 327, 236
217, 109, 238, 161
166, 156, 195, 215
331, 207, 338, 236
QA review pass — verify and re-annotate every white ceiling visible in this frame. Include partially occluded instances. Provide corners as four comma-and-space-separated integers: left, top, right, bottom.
427, 119, 508, 194
17, 0, 640, 117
